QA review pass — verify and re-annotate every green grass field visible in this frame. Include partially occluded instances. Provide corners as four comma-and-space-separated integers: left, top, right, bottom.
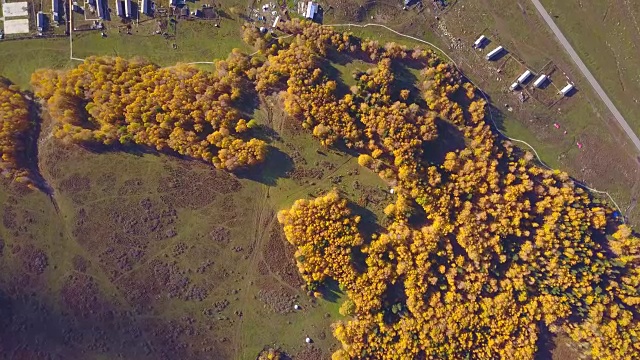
0, 1, 639, 358
540, 0, 640, 136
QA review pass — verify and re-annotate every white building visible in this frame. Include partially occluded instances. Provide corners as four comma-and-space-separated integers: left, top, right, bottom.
533, 74, 548, 88
559, 83, 574, 96
509, 82, 519, 91
473, 35, 486, 48
485, 46, 504, 60
517, 70, 532, 84
305, 1, 317, 20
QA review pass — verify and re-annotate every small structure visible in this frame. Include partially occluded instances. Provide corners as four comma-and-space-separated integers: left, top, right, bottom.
559, 83, 574, 96
509, 82, 519, 91
305, 1, 317, 20
305, 337, 313, 344
116, 0, 124, 17
517, 70, 532, 84
52, 0, 60, 23
272, 15, 280, 28
485, 46, 504, 60
180, 6, 189, 17
37, 11, 47, 32
4, 19, 29, 34
141, 0, 149, 15
125, 0, 133, 18
533, 74, 548, 88
294, 304, 301, 310
473, 35, 486, 48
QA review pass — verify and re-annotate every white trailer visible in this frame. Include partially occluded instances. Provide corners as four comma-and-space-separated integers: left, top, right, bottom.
272, 15, 280, 28
559, 83, 574, 96
485, 46, 504, 60
517, 70, 532, 84
533, 74, 548, 88
473, 35, 486, 48
509, 82, 519, 91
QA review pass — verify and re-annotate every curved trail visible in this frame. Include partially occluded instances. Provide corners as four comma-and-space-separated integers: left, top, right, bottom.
324, 22, 624, 216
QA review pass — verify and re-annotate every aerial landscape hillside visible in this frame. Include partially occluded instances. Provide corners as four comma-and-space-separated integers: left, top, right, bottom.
0, 0, 639, 359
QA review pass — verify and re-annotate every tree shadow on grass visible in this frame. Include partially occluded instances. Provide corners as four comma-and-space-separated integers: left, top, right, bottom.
422, 118, 467, 165
318, 278, 343, 303
534, 322, 557, 360
319, 59, 352, 99
0, 287, 190, 359
235, 146, 293, 186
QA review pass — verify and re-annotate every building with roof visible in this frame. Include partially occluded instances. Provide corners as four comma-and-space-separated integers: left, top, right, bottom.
116, 0, 124, 17
37, 11, 47, 32
559, 83, 574, 96
305, 1, 317, 20
485, 46, 504, 60
52, 0, 60, 23
473, 35, 486, 48
125, 0, 133, 18
141, 0, 149, 15
533, 74, 548, 88
517, 70, 532, 84
96, 0, 107, 19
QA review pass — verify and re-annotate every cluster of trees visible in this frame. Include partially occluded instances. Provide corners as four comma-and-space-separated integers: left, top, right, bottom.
277, 190, 363, 294
271, 22, 640, 360
0, 80, 34, 186
31, 54, 266, 171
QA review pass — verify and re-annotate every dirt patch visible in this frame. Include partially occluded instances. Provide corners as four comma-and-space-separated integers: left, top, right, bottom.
158, 163, 241, 210
257, 287, 296, 314
59, 173, 91, 193
263, 226, 304, 288
117, 258, 213, 313
288, 166, 324, 184
72, 255, 90, 273
60, 273, 112, 319
293, 346, 327, 360
72, 197, 178, 277
17, 244, 49, 275
209, 226, 231, 245
117, 177, 147, 196
2, 206, 17, 230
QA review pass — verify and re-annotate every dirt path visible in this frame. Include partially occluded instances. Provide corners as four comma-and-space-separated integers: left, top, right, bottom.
232, 182, 273, 359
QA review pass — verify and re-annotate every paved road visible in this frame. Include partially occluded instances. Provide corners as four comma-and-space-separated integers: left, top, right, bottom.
529, 0, 640, 153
